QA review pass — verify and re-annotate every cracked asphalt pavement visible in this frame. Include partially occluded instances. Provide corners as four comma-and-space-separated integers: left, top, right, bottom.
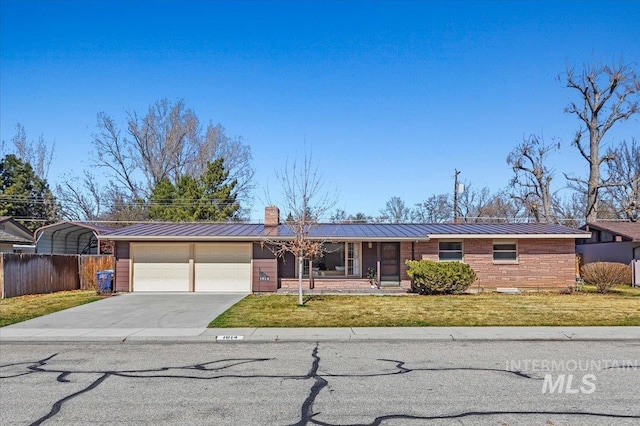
1, 340, 638, 425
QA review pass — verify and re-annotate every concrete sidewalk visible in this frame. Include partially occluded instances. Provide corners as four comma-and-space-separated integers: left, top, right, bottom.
1, 326, 639, 343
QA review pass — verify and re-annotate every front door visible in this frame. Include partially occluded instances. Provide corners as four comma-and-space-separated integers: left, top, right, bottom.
380, 242, 400, 282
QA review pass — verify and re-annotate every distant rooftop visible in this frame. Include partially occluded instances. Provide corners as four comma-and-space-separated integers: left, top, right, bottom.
584, 222, 640, 242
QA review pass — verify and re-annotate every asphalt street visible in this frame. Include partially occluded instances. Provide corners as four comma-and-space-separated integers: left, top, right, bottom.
1, 340, 638, 425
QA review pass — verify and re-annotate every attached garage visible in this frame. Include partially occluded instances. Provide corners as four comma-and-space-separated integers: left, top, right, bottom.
132, 243, 190, 292
195, 243, 251, 292
131, 242, 251, 292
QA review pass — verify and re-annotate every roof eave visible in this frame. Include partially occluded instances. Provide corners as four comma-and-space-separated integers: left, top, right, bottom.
100, 235, 262, 242
100, 235, 432, 242
427, 233, 591, 239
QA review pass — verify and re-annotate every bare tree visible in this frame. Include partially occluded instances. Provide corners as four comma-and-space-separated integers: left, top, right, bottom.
92, 112, 142, 200
412, 194, 452, 223
350, 212, 369, 223
556, 192, 587, 228
56, 171, 107, 221
507, 135, 559, 222
266, 153, 337, 305
330, 209, 349, 223
379, 196, 411, 223
563, 61, 640, 222
477, 191, 523, 223
603, 139, 640, 221
456, 184, 490, 222
1, 123, 55, 179
59, 98, 254, 221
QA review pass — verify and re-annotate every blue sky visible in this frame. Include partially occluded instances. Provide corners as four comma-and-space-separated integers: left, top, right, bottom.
1, 0, 639, 221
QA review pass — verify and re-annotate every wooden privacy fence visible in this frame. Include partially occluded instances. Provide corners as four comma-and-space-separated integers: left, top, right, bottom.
0, 254, 114, 298
79, 255, 114, 290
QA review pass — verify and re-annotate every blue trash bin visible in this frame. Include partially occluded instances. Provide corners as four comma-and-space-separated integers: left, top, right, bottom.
96, 270, 114, 294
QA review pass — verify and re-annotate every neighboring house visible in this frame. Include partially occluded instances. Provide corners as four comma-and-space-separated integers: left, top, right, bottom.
101, 207, 590, 293
0, 217, 35, 253
35, 221, 115, 255
577, 222, 640, 264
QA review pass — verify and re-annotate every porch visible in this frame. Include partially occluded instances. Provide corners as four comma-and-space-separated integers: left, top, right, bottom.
278, 278, 411, 294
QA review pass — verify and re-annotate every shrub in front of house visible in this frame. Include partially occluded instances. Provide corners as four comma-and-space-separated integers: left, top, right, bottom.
580, 262, 632, 293
406, 260, 477, 295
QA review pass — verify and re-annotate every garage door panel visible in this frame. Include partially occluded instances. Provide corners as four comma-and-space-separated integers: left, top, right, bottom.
195, 243, 251, 292
133, 244, 190, 292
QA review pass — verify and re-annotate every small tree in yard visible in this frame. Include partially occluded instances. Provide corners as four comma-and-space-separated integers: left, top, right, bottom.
266, 153, 337, 305
581, 262, 632, 293
406, 260, 477, 295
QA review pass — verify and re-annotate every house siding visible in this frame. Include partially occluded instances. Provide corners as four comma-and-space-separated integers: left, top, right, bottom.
362, 242, 377, 276
114, 259, 130, 292
278, 252, 296, 279
577, 241, 639, 264
253, 243, 277, 260
114, 241, 131, 292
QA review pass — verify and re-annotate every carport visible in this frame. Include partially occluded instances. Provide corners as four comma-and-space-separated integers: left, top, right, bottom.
35, 221, 115, 254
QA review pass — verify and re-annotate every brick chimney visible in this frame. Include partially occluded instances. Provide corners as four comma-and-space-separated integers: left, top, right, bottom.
265, 206, 280, 227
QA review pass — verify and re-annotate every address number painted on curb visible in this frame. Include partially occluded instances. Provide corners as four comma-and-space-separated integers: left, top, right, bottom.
216, 335, 244, 341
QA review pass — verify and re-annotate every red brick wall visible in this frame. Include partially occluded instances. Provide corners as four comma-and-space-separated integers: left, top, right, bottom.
264, 206, 280, 226
280, 278, 372, 290
409, 238, 576, 289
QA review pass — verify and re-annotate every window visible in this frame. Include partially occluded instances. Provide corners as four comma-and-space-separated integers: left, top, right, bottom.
493, 241, 517, 262
439, 241, 463, 261
347, 242, 360, 275
303, 242, 362, 277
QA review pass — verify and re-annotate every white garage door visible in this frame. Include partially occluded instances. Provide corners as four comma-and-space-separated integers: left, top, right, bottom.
194, 243, 251, 292
133, 243, 190, 292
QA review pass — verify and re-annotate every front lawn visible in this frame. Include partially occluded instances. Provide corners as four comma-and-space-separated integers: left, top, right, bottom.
0, 290, 106, 327
210, 286, 640, 327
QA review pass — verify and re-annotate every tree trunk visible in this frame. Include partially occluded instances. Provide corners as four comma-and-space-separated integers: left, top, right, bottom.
297, 255, 303, 305
587, 123, 600, 223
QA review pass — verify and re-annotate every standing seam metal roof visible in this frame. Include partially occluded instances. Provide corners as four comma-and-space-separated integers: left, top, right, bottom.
101, 222, 590, 240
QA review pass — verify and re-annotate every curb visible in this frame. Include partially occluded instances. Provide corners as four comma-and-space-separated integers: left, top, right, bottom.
2, 326, 639, 343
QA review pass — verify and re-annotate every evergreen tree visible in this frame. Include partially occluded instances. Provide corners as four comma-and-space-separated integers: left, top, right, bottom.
148, 158, 239, 221
0, 154, 58, 228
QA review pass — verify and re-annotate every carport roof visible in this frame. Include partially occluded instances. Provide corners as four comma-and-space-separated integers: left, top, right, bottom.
101, 222, 590, 241
35, 221, 116, 236
35, 221, 117, 254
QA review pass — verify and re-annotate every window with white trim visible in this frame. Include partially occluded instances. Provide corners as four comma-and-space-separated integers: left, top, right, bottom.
493, 241, 517, 261
438, 241, 463, 261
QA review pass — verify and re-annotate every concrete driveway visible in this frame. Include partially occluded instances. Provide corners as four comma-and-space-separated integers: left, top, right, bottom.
0, 293, 248, 341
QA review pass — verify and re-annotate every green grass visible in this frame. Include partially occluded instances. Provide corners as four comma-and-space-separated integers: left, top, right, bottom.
0, 290, 106, 327
210, 285, 640, 327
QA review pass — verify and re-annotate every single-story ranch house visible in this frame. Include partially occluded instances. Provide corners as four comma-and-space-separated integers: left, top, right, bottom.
100, 207, 590, 293
0, 217, 34, 253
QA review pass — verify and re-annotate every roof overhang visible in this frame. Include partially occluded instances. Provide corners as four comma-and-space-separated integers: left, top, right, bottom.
101, 235, 432, 242
428, 233, 591, 239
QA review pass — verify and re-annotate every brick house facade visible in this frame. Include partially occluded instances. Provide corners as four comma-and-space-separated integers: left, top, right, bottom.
102, 207, 589, 293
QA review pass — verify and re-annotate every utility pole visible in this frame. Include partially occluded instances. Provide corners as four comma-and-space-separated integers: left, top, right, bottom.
453, 169, 460, 223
